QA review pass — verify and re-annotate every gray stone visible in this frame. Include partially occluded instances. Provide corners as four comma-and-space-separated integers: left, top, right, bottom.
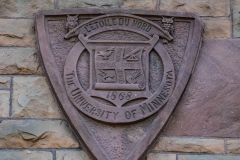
0, 0, 54, 18
0, 90, 10, 117
153, 137, 224, 153
0, 19, 35, 46
160, 0, 230, 17
121, 0, 157, 9
0, 48, 41, 74
12, 77, 62, 118
163, 39, 240, 137
58, 0, 119, 9
178, 155, 240, 160
0, 150, 52, 160
56, 150, 91, 160
0, 77, 10, 88
0, 120, 79, 148
147, 153, 176, 160
233, 0, 240, 37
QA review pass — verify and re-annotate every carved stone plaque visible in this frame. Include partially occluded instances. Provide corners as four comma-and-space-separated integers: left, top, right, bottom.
36, 9, 203, 160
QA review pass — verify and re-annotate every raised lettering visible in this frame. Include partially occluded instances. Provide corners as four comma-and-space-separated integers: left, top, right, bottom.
89, 107, 97, 115
146, 25, 152, 32
112, 18, 117, 25
113, 112, 119, 120
94, 21, 99, 29
71, 88, 81, 97
100, 110, 105, 118
95, 109, 102, 116
125, 18, 130, 26
131, 109, 136, 118
119, 18, 124, 25
66, 71, 75, 77
84, 25, 91, 32
83, 105, 89, 112
73, 93, 84, 104
139, 103, 151, 115
156, 94, 165, 103
99, 20, 104, 27
167, 70, 173, 77
106, 111, 112, 119
125, 111, 131, 119
151, 99, 161, 108
161, 90, 169, 97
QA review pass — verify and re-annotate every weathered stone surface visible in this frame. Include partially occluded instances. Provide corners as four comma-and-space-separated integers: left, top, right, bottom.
0, 150, 52, 160
0, 120, 79, 148
56, 150, 91, 160
121, 0, 157, 9
0, 0, 54, 18
203, 19, 230, 38
178, 155, 240, 160
0, 77, 10, 88
0, 90, 10, 117
227, 140, 240, 154
153, 137, 224, 153
12, 77, 62, 118
58, 0, 119, 9
147, 153, 176, 160
160, 0, 230, 17
163, 39, 240, 137
0, 48, 41, 74
0, 19, 35, 46
233, 0, 240, 37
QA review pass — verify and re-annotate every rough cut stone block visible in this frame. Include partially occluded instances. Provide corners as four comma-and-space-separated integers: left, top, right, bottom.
160, 0, 230, 17
0, 0, 54, 18
58, 0, 119, 9
0, 48, 41, 74
12, 77, 62, 118
56, 150, 91, 160
203, 19, 230, 38
153, 137, 224, 153
233, 0, 240, 37
0, 90, 10, 117
178, 155, 240, 160
0, 120, 79, 148
147, 153, 176, 160
0, 150, 52, 160
0, 19, 35, 46
0, 77, 10, 88
121, 0, 157, 10
163, 39, 240, 137
227, 140, 240, 154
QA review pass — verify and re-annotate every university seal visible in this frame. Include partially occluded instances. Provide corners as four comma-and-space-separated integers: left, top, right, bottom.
64, 14, 175, 123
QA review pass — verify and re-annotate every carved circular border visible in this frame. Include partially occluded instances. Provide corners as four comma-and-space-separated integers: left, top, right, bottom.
64, 15, 175, 123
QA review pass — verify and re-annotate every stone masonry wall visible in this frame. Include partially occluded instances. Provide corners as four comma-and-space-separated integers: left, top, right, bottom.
0, 0, 240, 160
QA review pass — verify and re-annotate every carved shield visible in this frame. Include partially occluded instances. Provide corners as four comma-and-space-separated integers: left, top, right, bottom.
36, 9, 203, 160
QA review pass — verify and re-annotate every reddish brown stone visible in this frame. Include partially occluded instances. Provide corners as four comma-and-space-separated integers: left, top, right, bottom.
163, 38, 240, 137
36, 9, 203, 160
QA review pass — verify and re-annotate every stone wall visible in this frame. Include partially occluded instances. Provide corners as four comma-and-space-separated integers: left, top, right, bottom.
0, 0, 240, 160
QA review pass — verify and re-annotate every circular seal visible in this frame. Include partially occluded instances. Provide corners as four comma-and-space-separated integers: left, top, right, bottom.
64, 14, 175, 123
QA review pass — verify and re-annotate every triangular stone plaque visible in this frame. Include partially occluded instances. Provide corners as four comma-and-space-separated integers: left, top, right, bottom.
36, 9, 203, 160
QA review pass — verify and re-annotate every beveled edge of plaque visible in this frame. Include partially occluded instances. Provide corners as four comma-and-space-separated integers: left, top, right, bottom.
35, 8, 203, 160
